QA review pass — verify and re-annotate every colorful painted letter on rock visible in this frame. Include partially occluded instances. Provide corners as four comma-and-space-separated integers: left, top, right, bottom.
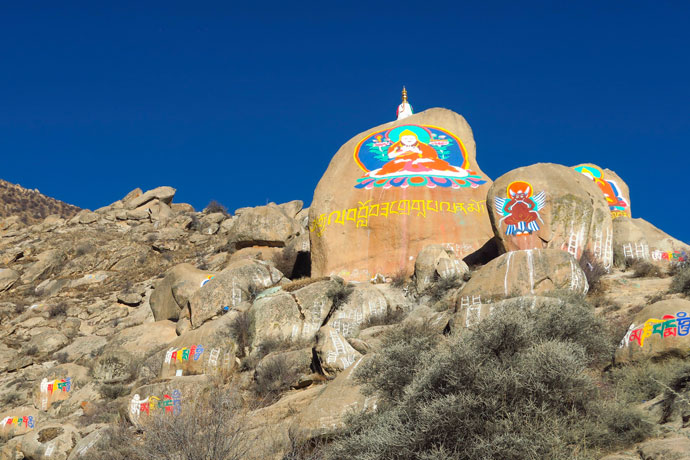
573, 164, 629, 218
354, 125, 486, 190
620, 311, 690, 348
494, 181, 546, 236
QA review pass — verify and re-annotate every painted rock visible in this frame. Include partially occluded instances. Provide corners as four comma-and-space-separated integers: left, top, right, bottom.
0, 407, 37, 438
314, 326, 362, 375
309, 108, 493, 282
325, 284, 390, 338
615, 299, 690, 363
127, 375, 207, 425
189, 259, 285, 329
160, 312, 239, 378
32, 364, 87, 412
612, 217, 690, 266
488, 163, 613, 267
457, 249, 588, 306
572, 163, 631, 220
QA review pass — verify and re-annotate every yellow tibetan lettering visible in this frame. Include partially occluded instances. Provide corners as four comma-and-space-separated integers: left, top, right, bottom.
411, 200, 426, 217
640, 318, 663, 347
453, 202, 468, 215
397, 200, 411, 215
356, 200, 372, 227
426, 200, 439, 213
439, 201, 452, 212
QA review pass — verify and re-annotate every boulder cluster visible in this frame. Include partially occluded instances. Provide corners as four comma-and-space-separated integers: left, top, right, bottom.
0, 108, 689, 459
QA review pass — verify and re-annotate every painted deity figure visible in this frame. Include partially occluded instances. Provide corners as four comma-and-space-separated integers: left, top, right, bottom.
573, 164, 629, 213
494, 181, 546, 235
377, 129, 469, 177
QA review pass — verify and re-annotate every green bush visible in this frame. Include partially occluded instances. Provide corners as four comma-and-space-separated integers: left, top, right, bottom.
320, 302, 649, 460
608, 357, 688, 404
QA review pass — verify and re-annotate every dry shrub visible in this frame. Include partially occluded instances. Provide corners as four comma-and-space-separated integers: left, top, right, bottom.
48, 302, 67, 318
579, 250, 607, 292
358, 308, 405, 329
390, 270, 407, 288
669, 263, 690, 296
282, 277, 330, 293
325, 279, 354, 311
89, 382, 253, 460
319, 301, 649, 460
630, 260, 664, 278
424, 274, 462, 302
253, 353, 302, 404
204, 200, 228, 215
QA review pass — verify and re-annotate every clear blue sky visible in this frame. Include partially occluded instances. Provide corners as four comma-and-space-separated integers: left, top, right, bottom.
2, 2, 688, 242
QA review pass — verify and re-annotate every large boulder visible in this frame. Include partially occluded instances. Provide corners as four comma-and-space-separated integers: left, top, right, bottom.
160, 312, 240, 378
414, 244, 469, 293
248, 280, 337, 350
458, 249, 588, 305
32, 364, 88, 412
0, 268, 19, 292
613, 217, 690, 266
325, 284, 391, 338
20, 423, 81, 460
616, 299, 690, 363
290, 355, 376, 443
21, 249, 67, 283
189, 259, 285, 328
150, 263, 216, 321
125, 186, 176, 209
310, 108, 493, 282
225, 203, 303, 248
488, 163, 613, 268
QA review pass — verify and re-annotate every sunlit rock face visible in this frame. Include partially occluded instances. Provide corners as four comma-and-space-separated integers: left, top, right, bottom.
309, 108, 494, 282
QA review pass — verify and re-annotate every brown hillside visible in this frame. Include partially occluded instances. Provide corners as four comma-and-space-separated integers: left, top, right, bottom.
0, 179, 80, 225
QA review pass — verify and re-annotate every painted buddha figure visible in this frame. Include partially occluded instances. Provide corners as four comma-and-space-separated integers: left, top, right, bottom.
376, 129, 468, 177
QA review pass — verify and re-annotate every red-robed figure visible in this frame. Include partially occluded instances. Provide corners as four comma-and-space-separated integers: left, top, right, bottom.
376, 130, 467, 176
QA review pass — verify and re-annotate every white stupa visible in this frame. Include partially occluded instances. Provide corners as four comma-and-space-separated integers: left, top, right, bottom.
396, 86, 413, 120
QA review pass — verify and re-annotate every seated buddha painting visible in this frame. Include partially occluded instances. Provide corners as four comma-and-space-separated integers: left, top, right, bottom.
354, 124, 487, 189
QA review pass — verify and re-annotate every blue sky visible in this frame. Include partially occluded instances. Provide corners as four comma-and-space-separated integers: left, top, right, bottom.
1, 1, 689, 242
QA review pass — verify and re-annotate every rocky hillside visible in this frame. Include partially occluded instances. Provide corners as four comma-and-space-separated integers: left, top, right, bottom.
0, 180, 80, 226
1, 109, 690, 460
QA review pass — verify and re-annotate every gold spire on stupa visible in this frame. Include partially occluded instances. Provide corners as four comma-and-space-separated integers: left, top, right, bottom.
396, 86, 413, 120
402, 86, 408, 104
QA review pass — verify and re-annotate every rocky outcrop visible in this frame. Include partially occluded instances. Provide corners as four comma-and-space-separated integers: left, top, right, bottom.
310, 108, 493, 282
458, 249, 588, 304
613, 217, 690, 266
573, 163, 632, 219
488, 163, 613, 268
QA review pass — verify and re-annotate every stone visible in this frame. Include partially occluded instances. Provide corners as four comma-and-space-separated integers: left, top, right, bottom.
0, 268, 19, 292
458, 249, 588, 304
117, 291, 142, 306
414, 244, 469, 293
127, 375, 208, 425
277, 200, 303, 219
92, 350, 137, 383
309, 108, 493, 282
67, 427, 106, 460
52, 335, 106, 363
255, 348, 313, 388
403, 305, 453, 333
290, 355, 375, 443
637, 436, 690, 459
225, 203, 303, 248
189, 259, 284, 328
615, 299, 690, 363
315, 326, 362, 375
107, 320, 177, 357
78, 211, 99, 224
150, 263, 216, 321
488, 163, 613, 268
21, 249, 67, 283
126, 186, 176, 209
25, 330, 69, 355
171, 202, 195, 213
